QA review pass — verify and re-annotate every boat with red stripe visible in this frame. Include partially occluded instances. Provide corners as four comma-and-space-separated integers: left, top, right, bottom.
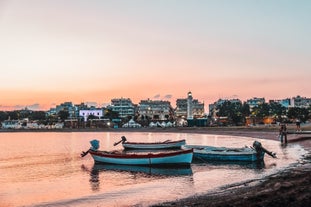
81, 139, 193, 166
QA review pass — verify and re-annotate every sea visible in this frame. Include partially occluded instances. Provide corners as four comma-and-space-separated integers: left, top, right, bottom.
0, 131, 307, 207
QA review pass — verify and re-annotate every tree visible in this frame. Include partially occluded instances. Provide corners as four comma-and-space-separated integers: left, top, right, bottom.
254, 103, 270, 119
287, 107, 310, 123
7, 111, 19, 120
103, 109, 119, 119
87, 114, 98, 120
0, 111, 8, 122
216, 101, 244, 125
29, 111, 46, 121
241, 103, 250, 117
269, 102, 286, 122
58, 110, 69, 121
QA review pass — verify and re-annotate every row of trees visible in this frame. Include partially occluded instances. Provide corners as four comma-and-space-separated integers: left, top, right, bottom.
0, 110, 46, 122
215, 101, 311, 126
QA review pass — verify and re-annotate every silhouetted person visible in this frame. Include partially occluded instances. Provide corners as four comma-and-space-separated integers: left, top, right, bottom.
279, 123, 287, 143
295, 119, 301, 131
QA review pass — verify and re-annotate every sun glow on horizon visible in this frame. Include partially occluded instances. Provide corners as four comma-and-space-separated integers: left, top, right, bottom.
0, 1, 310, 111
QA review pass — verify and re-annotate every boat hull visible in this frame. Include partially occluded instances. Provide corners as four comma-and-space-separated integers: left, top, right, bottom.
183, 145, 265, 162
193, 150, 265, 162
122, 139, 186, 150
89, 149, 193, 166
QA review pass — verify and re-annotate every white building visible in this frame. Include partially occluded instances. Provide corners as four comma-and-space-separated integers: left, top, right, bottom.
176, 92, 205, 119
108, 98, 135, 118
187, 91, 193, 119
79, 109, 103, 122
290, 95, 311, 108
1, 120, 22, 129
138, 99, 172, 121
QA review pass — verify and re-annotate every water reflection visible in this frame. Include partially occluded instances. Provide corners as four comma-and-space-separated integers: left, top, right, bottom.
82, 164, 193, 192
194, 160, 266, 170
81, 164, 100, 191
95, 164, 192, 176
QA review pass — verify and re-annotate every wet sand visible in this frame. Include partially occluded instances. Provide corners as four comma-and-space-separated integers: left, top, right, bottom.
148, 126, 311, 207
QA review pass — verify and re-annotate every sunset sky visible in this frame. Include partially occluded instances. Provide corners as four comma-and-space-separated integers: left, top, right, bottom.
0, 0, 310, 111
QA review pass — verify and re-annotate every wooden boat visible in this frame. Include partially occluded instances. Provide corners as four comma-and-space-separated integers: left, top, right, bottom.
81, 139, 193, 166
182, 141, 276, 162
113, 136, 186, 150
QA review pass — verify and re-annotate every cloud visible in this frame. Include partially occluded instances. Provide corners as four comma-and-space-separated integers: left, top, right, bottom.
101, 102, 110, 107
0, 103, 47, 111
85, 102, 98, 107
153, 94, 161, 99
27, 104, 41, 110
164, 94, 172, 100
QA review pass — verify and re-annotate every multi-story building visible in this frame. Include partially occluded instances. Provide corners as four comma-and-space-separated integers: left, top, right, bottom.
192, 99, 205, 118
108, 98, 135, 118
175, 99, 187, 118
79, 109, 103, 122
290, 95, 311, 108
246, 97, 265, 111
138, 99, 173, 121
269, 98, 291, 108
175, 91, 205, 119
55, 102, 76, 118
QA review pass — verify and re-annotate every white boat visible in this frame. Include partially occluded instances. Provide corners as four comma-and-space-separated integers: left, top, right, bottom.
82, 139, 193, 166
114, 136, 186, 150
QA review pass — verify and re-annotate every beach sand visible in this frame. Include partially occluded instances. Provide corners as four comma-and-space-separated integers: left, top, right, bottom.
147, 126, 311, 207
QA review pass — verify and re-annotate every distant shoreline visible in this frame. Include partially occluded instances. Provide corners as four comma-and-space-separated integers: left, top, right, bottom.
1, 125, 310, 148
0, 125, 280, 133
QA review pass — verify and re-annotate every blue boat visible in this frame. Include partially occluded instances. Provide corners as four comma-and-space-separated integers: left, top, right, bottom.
182, 141, 276, 162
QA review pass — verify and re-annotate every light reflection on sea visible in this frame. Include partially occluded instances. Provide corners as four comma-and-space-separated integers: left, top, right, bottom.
0, 132, 307, 207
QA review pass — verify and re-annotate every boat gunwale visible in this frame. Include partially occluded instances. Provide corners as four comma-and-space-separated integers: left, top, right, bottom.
89, 148, 193, 159
123, 139, 186, 145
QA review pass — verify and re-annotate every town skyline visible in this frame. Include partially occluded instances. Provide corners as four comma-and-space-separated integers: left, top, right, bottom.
0, 93, 309, 112
1, 1, 310, 111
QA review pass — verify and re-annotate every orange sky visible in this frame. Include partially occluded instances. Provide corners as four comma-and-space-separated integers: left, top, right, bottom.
0, 1, 310, 111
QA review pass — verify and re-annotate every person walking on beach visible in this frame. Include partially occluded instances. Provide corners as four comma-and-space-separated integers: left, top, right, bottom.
279, 123, 287, 143
295, 119, 301, 131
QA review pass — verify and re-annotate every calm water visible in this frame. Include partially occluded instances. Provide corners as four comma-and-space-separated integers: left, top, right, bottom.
0, 132, 307, 207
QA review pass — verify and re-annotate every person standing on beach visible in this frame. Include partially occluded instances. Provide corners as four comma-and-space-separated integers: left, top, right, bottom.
295, 119, 301, 131
279, 123, 287, 143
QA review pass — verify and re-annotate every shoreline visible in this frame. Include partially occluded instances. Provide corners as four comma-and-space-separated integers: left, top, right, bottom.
1, 125, 310, 147
151, 161, 311, 207
145, 127, 310, 207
